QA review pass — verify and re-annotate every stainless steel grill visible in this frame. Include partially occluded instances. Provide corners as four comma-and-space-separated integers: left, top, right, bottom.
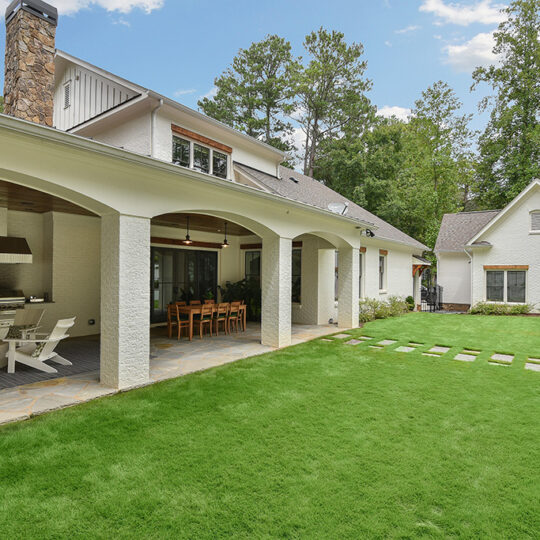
0, 289, 26, 311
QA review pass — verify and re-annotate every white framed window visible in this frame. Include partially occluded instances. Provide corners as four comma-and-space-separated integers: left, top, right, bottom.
379, 254, 387, 291
485, 269, 527, 303
172, 134, 230, 180
63, 81, 72, 109
530, 211, 540, 234
359, 251, 365, 299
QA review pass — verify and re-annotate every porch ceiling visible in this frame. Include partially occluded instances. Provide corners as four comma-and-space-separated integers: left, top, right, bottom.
152, 213, 254, 236
0, 179, 97, 217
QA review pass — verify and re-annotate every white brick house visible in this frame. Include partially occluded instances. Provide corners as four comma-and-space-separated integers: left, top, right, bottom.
435, 180, 540, 312
0, 1, 427, 389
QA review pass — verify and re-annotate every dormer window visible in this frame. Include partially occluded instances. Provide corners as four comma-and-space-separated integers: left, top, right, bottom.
63, 81, 72, 109
171, 125, 231, 180
531, 211, 540, 233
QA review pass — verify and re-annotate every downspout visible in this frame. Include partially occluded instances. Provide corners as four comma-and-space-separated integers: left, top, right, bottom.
464, 246, 473, 308
150, 98, 164, 158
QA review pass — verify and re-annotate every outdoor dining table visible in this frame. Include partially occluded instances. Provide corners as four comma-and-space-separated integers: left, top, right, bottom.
176, 304, 247, 341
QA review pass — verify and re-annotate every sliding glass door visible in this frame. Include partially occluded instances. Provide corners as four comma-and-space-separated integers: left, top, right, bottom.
151, 247, 218, 323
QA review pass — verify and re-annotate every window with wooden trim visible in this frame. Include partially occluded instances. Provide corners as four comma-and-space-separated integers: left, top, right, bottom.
379, 254, 386, 290
172, 135, 229, 179
531, 211, 540, 232
213, 151, 228, 179
486, 269, 526, 303
172, 136, 190, 168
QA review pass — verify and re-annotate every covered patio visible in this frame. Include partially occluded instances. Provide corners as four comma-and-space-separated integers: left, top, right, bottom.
0, 323, 336, 425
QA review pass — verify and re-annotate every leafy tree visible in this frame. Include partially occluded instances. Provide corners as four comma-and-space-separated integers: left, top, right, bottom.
296, 28, 374, 177
472, 0, 540, 207
0, 96, 3, 113
315, 82, 473, 247
198, 35, 300, 154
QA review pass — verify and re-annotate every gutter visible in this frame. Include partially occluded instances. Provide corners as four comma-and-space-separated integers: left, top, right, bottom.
0, 114, 373, 230
150, 97, 164, 158
464, 246, 474, 306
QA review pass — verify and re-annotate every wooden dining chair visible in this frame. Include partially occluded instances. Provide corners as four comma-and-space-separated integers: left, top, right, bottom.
175, 305, 191, 340
204, 299, 215, 305
190, 300, 201, 306
228, 303, 240, 334
214, 303, 229, 336
193, 304, 213, 339
175, 301, 187, 307
167, 304, 178, 339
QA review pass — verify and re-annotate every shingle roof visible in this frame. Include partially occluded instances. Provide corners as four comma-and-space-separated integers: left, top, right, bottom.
234, 163, 428, 251
435, 210, 500, 252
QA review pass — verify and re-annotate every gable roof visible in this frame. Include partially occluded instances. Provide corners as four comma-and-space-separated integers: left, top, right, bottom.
54, 50, 285, 159
467, 179, 540, 246
235, 163, 428, 251
435, 210, 500, 252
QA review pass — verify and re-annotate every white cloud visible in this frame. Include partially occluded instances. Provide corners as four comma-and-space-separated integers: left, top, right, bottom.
0, 0, 164, 15
113, 18, 131, 27
385, 40, 392, 47
174, 88, 196, 97
395, 25, 421, 34
419, 0, 506, 26
200, 87, 218, 101
376, 106, 411, 122
444, 31, 498, 72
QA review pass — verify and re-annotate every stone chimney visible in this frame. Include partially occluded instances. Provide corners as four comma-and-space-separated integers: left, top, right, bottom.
3, 1, 58, 126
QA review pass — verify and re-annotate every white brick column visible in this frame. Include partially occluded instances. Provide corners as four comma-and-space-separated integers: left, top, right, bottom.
261, 236, 292, 348
338, 246, 359, 329
101, 214, 150, 389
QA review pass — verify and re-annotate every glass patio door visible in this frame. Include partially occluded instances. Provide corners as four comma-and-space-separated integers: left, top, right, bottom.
151, 247, 218, 323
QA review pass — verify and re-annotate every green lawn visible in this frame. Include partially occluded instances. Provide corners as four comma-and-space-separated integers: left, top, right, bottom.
0, 313, 539, 538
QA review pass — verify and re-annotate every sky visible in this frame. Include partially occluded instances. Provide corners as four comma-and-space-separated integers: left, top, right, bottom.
0, 0, 507, 134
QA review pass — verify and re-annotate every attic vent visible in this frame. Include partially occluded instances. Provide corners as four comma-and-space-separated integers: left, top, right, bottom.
289, 176, 299, 184
63, 81, 72, 109
531, 211, 540, 232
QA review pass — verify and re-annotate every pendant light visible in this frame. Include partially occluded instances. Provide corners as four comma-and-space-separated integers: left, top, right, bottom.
183, 216, 193, 245
221, 222, 229, 248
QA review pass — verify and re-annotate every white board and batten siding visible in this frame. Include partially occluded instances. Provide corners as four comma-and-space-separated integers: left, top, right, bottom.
53, 64, 140, 131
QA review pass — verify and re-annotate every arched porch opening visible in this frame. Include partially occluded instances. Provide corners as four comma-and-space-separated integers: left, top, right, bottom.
0, 177, 104, 389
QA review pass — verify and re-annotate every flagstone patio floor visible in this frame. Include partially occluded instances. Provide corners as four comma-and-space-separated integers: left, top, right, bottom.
0, 324, 336, 426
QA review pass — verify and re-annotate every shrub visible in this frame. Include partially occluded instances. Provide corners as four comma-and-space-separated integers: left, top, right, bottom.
359, 296, 409, 323
469, 302, 532, 316
405, 296, 415, 311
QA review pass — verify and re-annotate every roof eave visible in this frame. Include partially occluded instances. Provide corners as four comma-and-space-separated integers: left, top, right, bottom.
0, 114, 368, 229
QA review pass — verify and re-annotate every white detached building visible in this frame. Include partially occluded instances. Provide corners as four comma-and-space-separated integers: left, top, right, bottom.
0, 1, 427, 390
435, 180, 540, 312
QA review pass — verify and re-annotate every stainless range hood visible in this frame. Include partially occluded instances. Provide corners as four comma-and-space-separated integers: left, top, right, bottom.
0, 236, 33, 264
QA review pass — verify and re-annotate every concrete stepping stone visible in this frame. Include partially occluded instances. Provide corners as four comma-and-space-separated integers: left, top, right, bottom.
527, 357, 540, 364
321, 339, 333, 342
489, 361, 509, 367
525, 363, 540, 372
378, 340, 397, 346
396, 346, 415, 353
333, 334, 352, 339
409, 342, 423, 347
454, 353, 476, 362
359, 336, 373, 341
345, 339, 362, 346
369, 345, 383, 350
422, 353, 441, 357
490, 353, 514, 364
428, 346, 450, 354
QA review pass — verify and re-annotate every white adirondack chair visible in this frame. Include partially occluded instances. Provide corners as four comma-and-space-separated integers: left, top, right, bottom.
4, 317, 76, 374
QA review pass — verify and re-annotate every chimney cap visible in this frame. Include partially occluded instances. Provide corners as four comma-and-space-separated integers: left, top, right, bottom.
5, 0, 58, 26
